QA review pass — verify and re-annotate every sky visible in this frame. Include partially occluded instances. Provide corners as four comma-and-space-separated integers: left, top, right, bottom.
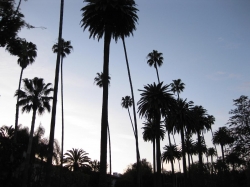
0, 0, 250, 174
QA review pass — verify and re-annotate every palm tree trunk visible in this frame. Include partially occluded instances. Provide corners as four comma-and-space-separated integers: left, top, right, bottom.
14, 67, 24, 143
180, 127, 187, 187
155, 113, 162, 187
153, 137, 156, 187
211, 129, 219, 159
107, 124, 112, 187
60, 57, 64, 187
22, 109, 37, 187
211, 156, 213, 174
127, 108, 135, 137
122, 37, 141, 187
99, 28, 111, 187
46, 0, 64, 185
155, 65, 160, 83
168, 132, 175, 175
221, 144, 225, 163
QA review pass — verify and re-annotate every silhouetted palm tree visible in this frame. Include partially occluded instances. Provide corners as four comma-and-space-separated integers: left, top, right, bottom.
173, 98, 193, 185
94, 72, 111, 88
52, 38, 73, 180
212, 127, 234, 163
81, 1, 138, 186
206, 147, 217, 174
121, 96, 135, 136
63, 148, 90, 172
142, 118, 165, 177
47, 0, 65, 183
162, 144, 181, 174
147, 50, 164, 83
170, 79, 185, 100
15, 77, 53, 187
14, 40, 37, 143
138, 82, 173, 187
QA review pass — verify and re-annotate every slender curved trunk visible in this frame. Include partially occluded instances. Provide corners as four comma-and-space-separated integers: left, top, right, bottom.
155, 65, 160, 83
127, 108, 135, 137
122, 37, 141, 187
155, 112, 162, 187
99, 28, 111, 187
22, 109, 37, 187
46, 0, 64, 185
107, 124, 112, 187
14, 67, 24, 143
59, 57, 64, 187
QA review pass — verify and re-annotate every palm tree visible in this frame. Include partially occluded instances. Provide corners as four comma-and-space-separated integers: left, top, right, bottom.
81, 1, 138, 186
146, 50, 164, 83
170, 79, 185, 100
14, 40, 37, 143
212, 127, 234, 163
94, 72, 111, 88
206, 147, 217, 174
47, 0, 65, 184
15, 77, 53, 187
142, 118, 165, 182
52, 38, 73, 181
138, 82, 174, 187
162, 144, 181, 174
121, 96, 135, 136
89, 160, 100, 172
173, 98, 193, 186
63, 148, 90, 171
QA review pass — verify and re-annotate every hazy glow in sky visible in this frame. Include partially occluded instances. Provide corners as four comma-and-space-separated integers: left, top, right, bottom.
0, 0, 249, 173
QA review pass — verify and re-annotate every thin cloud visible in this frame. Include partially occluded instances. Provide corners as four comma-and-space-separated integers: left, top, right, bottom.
206, 71, 241, 81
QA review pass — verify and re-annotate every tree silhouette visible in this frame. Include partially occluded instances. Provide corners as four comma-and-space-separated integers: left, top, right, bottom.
138, 82, 173, 187
162, 144, 181, 174
15, 77, 53, 187
121, 96, 135, 136
13, 40, 37, 143
170, 79, 185, 101
94, 72, 111, 88
52, 38, 73, 182
63, 148, 90, 172
147, 50, 163, 83
81, 1, 138, 186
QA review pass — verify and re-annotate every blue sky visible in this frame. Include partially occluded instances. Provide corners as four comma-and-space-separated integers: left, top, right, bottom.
0, 0, 249, 173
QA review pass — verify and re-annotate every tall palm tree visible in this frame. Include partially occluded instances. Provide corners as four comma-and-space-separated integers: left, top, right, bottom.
81, 1, 138, 186
63, 148, 90, 172
14, 40, 37, 143
138, 82, 174, 187
93, 71, 112, 182
146, 50, 164, 83
162, 144, 181, 174
47, 0, 65, 184
121, 96, 135, 136
170, 79, 185, 100
15, 77, 53, 187
52, 38, 73, 181
212, 127, 234, 163
173, 98, 193, 186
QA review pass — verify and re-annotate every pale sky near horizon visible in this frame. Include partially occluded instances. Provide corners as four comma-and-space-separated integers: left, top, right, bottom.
0, 0, 250, 174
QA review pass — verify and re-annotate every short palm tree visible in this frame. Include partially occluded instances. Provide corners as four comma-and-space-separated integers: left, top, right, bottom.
206, 147, 217, 174
147, 50, 164, 83
15, 77, 53, 187
63, 148, 90, 171
138, 82, 173, 187
212, 127, 234, 163
121, 96, 135, 136
162, 144, 181, 174
14, 40, 37, 143
81, 1, 139, 186
142, 118, 165, 177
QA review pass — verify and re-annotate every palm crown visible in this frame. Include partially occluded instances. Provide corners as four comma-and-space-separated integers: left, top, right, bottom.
52, 38, 73, 58
81, 0, 139, 41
